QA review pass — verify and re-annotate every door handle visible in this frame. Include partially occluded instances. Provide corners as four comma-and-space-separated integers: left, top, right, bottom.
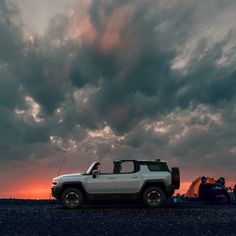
108, 177, 115, 179
130, 177, 138, 179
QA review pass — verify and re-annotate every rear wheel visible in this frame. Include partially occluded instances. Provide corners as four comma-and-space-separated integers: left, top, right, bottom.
61, 188, 84, 209
143, 187, 166, 208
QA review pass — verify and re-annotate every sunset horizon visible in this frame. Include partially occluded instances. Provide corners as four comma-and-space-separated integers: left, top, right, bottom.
1, 157, 235, 199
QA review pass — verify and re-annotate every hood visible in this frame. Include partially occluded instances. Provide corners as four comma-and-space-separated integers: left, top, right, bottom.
53, 173, 83, 181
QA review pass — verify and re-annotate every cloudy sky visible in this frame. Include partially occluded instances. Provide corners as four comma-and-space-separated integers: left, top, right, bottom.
1, 0, 236, 198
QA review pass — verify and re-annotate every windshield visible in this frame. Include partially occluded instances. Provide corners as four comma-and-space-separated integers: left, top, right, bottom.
85, 162, 100, 174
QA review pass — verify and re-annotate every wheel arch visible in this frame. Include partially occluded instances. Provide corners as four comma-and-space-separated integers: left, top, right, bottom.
140, 181, 168, 195
60, 182, 87, 197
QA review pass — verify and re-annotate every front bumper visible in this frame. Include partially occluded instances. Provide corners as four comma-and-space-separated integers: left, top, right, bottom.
51, 186, 62, 199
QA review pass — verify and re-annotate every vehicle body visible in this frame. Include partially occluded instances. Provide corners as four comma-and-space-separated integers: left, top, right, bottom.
51, 159, 180, 208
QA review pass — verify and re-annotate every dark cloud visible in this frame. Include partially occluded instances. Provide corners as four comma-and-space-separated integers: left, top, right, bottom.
1, 0, 236, 182
0, 0, 23, 63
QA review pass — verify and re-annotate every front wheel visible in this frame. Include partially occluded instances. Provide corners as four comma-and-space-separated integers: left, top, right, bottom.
61, 188, 84, 209
143, 187, 166, 208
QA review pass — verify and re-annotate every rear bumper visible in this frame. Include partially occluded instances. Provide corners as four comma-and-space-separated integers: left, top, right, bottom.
51, 186, 62, 199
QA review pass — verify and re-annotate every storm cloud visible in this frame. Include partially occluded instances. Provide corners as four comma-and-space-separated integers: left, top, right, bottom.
1, 0, 236, 184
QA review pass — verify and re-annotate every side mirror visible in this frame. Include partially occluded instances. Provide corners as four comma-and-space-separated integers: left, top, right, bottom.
92, 169, 99, 178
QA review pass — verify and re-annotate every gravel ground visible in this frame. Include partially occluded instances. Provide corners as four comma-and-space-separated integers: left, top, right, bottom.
0, 200, 236, 236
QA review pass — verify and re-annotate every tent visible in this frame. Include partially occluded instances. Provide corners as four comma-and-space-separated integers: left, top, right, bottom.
184, 177, 216, 198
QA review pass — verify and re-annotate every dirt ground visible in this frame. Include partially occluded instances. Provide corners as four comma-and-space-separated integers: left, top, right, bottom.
0, 199, 236, 236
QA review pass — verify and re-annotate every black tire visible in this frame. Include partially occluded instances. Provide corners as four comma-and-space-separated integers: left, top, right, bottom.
171, 167, 180, 189
143, 187, 166, 208
61, 188, 84, 209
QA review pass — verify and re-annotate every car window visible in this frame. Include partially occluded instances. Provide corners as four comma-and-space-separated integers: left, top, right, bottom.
147, 163, 169, 171
120, 162, 135, 173
99, 162, 113, 174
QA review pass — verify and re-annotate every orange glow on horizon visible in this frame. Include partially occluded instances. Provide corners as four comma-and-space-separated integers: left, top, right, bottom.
1, 180, 235, 200
0, 181, 190, 200
1, 156, 235, 200
0, 182, 52, 200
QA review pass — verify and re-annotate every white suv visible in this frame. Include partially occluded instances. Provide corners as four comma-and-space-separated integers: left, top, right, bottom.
51, 159, 180, 208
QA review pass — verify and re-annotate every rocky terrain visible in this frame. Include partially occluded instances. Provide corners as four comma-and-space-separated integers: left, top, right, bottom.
0, 199, 236, 235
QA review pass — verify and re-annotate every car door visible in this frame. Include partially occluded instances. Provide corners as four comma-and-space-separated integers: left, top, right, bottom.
85, 173, 118, 194
113, 172, 140, 193
113, 161, 141, 193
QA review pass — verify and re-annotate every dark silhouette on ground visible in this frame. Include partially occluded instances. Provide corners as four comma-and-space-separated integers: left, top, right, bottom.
234, 184, 236, 199
198, 176, 231, 202
198, 176, 208, 200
